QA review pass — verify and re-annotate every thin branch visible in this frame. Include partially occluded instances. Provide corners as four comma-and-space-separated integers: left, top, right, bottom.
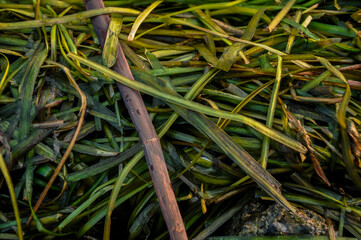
83, 0, 187, 239
27, 63, 87, 224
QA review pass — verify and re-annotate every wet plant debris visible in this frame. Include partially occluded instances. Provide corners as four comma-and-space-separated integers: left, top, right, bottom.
0, 0, 361, 239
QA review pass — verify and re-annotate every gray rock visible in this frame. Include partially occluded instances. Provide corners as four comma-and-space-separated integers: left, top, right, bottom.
224, 201, 328, 236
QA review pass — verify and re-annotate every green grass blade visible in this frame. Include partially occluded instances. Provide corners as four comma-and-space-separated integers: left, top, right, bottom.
58, 186, 113, 230
259, 56, 283, 169
193, 196, 251, 240
0, 53, 10, 96
103, 14, 123, 67
128, 1, 162, 41
66, 143, 142, 182
167, 17, 286, 57
268, 0, 297, 32
0, 153, 23, 240
194, 44, 219, 67
282, 17, 320, 41
18, 47, 48, 141
103, 151, 144, 240
285, 10, 301, 54
157, 0, 246, 19
78, 181, 151, 237
216, 8, 265, 71
300, 70, 331, 93
0, 7, 140, 30
68, 52, 306, 154
316, 56, 361, 190
308, 22, 356, 38
210, 6, 271, 23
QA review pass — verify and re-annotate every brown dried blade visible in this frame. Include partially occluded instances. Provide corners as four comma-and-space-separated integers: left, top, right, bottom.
285, 108, 331, 186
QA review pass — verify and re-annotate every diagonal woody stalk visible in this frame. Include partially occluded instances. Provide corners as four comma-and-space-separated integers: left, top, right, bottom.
83, 0, 187, 239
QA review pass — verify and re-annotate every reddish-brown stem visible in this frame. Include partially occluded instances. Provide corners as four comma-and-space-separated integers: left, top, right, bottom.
83, 0, 187, 239
27, 65, 87, 224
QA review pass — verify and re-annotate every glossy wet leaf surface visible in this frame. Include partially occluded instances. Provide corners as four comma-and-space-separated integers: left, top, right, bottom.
0, 0, 361, 239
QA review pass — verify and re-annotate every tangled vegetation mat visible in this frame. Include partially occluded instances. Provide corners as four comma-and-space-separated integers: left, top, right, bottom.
0, 0, 361, 239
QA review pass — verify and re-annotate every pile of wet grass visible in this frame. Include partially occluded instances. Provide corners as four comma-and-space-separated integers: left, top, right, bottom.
0, 0, 361, 239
